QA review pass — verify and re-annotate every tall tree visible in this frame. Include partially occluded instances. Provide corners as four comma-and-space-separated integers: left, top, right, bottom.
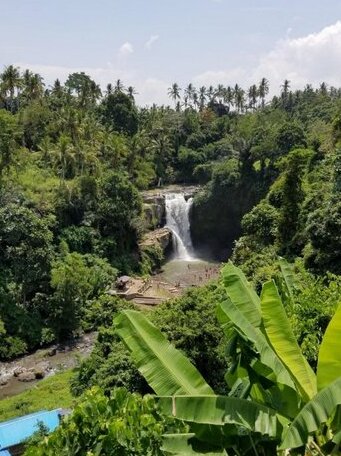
0, 65, 22, 112
198, 86, 207, 111
223, 86, 234, 108
258, 77, 269, 107
281, 79, 291, 108
248, 84, 258, 110
184, 83, 196, 107
215, 84, 225, 103
167, 83, 181, 107
207, 85, 215, 102
114, 79, 124, 93
234, 84, 245, 113
126, 86, 138, 100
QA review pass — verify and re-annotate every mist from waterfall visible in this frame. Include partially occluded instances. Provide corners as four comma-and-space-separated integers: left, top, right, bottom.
165, 193, 195, 260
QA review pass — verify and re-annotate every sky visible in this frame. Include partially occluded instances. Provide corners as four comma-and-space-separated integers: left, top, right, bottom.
2, 0, 341, 105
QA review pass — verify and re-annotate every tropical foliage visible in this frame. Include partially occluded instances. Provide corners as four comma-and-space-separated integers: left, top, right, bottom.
24, 387, 185, 456
1, 65, 341, 455
112, 263, 341, 455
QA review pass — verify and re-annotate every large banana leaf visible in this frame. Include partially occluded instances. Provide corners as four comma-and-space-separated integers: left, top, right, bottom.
261, 280, 316, 401
250, 380, 301, 420
217, 298, 296, 391
317, 302, 341, 391
159, 395, 283, 438
278, 257, 295, 304
114, 310, 214, 396
280, 376, 341, 449
162, 434, 227, 455
220, 263, 261, 327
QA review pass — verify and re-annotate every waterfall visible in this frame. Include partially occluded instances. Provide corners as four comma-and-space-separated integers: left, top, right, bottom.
165, 193, 194, 260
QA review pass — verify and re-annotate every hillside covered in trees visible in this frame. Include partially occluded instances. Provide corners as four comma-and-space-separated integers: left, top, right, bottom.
1, 65, 341, 455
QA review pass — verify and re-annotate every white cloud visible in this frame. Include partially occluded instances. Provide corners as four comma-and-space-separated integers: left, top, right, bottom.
118, 41, 133, 57
13, 21, 341, 106
253, 21, 341, 91
193, 21, 341, 94
145, 35, 159, 50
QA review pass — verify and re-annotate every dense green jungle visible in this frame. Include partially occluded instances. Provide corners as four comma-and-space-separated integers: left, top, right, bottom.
0, 66, 341, 455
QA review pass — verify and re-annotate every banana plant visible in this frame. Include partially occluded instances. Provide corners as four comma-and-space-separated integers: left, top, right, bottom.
114, 262, 341, 455
115, 308, 284, 455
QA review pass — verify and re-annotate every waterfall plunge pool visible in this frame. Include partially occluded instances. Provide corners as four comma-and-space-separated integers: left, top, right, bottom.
159, 258, 220, 288
161, 191, 220, 286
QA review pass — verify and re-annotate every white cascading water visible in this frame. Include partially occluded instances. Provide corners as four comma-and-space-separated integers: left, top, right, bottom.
165, 193, 194, 260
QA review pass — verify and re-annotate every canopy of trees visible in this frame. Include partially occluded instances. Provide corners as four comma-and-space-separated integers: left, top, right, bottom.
0, 65, 340, 454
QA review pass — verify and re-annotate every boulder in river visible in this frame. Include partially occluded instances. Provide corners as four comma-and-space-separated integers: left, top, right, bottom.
13, 367, 26, 377
47, 347, 57, 357
34, 368, 46, 379
18, 371, 36, 382
0, 376, 10, 386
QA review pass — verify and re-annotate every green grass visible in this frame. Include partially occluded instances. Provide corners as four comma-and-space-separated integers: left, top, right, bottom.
0, 370, 76, 422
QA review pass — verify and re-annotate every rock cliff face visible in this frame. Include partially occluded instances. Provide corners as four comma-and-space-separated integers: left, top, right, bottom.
138, 227, 173, 272
190, 179, 263, 260
139, 227, 172, 252
143, 195, 165, 230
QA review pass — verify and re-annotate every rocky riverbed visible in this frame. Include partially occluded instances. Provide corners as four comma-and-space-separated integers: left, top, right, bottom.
0, 332, 96, 399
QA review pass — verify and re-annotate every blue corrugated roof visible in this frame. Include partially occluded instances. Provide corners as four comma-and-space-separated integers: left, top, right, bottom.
0, 409, 61, 449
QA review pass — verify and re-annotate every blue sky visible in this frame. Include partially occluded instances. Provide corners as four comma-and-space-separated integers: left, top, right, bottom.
2, 0, 341, 104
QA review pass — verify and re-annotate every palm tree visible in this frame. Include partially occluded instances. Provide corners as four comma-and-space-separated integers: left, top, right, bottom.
88, 80, 102, 104
23, 72, 44, 101
53, 135, 76, 180
248, 84, 258, 110
258, 77, 269, 107
126, 86, 138, 100
114, 79, 124, 92
192, 91, 199, 110
167, 83, 181, 107
184, 83, 195, 107
281, 79, 290, 94
234, 84, 245, 113
0, 65, 22, 111
223, 86, 234, 108
150, 129, 173, 180
106, 83, 113, 95
207, 85, 215, 102
319, 82, 328, 96
198, 86, 207, 111
51, 79, 63, 98
215, 84, 225, 103
38, 137, 53, 166
281, 79, 290, 107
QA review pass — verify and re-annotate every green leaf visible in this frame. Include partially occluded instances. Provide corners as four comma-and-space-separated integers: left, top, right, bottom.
162, 434, 227, 455
278, 257, 295, 304
280, 377, 341, 449
220, 262, 261, 327
261, 280, 316, 401
159, 395, 282, 438
317, 302, 341, 391
114, 310, 214, 396
217, 298, 296, 391
250, 382, 300, 420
